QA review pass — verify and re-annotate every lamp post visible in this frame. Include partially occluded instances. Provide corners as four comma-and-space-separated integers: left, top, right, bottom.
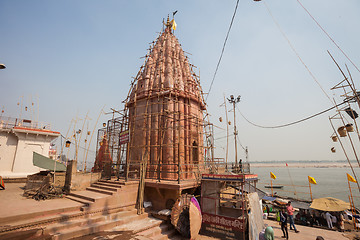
227, 95, 241, 172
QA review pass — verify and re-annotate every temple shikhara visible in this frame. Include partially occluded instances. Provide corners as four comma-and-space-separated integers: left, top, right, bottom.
95, 17, 213, 209
126, 18, 206, 182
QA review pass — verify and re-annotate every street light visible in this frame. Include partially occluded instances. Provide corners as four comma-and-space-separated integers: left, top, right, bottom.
227, 95, 241, 172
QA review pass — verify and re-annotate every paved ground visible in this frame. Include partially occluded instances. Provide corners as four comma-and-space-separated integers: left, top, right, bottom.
0, 183, 82, 224
264, 219, 354, 240
1, 183, 359, 240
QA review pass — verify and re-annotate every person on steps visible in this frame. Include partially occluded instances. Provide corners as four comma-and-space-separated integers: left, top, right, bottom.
280, 208, 289, 239
287, 201, 299, 233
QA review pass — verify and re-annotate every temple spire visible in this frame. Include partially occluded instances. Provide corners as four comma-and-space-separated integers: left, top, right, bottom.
164, 15, 171, 29
163, 14, 177, 31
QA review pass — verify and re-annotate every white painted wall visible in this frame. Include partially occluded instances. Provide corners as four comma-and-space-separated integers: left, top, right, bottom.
0, 130, 18, 172
0, 128, 59, 178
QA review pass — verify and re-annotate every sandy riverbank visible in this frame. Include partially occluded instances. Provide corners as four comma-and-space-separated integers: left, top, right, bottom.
251, 162, 350, 168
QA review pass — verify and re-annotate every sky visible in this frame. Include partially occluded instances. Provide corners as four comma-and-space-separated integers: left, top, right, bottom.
1, 0, 360, 166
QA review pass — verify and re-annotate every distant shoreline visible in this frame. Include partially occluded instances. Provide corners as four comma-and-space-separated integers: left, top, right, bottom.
251, 162, 350, 168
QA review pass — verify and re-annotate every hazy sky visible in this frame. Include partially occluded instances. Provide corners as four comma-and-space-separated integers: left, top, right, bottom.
1, 0, 359, 166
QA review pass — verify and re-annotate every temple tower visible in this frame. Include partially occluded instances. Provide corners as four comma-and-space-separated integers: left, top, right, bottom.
126, 18, 206, 181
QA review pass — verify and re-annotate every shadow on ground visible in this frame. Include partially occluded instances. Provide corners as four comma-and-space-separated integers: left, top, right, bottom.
69, 230, 135, 240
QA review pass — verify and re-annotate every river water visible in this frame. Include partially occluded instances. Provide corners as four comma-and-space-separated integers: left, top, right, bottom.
251, 166, 360, 208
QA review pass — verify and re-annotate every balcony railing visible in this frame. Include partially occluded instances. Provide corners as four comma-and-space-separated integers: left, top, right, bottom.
0, 116, 51, 131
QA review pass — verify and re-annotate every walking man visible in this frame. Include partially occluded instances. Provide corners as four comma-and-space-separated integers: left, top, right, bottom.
280, 208, 288, 239
287, 201, 299, 233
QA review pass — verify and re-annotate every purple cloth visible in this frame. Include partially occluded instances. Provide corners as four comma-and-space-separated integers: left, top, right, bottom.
191, 197, 201, 212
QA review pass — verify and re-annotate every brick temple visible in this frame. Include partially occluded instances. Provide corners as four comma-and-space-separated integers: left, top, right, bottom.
94, 17, 213, 210
126, 17, 206, 183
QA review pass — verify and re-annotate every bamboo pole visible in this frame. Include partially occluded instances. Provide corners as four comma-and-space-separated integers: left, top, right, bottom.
78, 111, 89, 172
348, 178, 355, 212
329, 117, 360, 194
271, 179, 273, 197
85, 105, 105, 172
286, 163, 297, 197
309, 180, 313, 201
223, 94, 229, 171
334, 99, 360, 168
349, 195, 356, 230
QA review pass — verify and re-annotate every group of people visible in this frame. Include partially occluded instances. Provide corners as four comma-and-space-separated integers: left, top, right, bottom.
261, 201, 335, 240
264, 200, 352, 238
279, 201, 300, 239
296, 208, 347, 231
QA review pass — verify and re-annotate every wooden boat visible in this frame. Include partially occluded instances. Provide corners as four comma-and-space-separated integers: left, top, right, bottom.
264, 185, 283, 189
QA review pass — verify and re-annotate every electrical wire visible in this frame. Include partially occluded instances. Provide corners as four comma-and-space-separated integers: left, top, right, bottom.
263, 1, 333, 104
206, 0, 240, 101
236, 100, 347, 129
236, 134, 246, 151
296, 0, 360, 74
60, 134, 96, 153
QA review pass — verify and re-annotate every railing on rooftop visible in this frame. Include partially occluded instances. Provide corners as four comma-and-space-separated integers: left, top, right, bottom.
101, 160, 252, 183
0, 116, 51, 131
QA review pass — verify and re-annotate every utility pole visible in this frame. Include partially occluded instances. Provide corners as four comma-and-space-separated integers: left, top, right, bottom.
227, 95, 241, 172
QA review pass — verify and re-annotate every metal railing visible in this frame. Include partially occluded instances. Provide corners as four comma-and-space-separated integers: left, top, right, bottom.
0, 116, 51, 130
102, 160, 252, 183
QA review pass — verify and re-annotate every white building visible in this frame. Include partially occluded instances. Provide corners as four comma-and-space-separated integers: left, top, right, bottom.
0, 117, 60, 178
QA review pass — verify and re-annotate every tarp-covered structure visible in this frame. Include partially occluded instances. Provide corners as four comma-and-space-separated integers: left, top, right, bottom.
33, 152, 66, 172
310, 197, 350, 212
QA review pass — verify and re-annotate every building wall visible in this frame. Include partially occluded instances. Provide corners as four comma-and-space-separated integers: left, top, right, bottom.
128, 95, 204, 181
0, 130, 18, 173
12, 131, 51, 173
0, 129, 59, 177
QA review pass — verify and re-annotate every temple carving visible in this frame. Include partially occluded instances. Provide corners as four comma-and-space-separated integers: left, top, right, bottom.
126, 18, 206, 181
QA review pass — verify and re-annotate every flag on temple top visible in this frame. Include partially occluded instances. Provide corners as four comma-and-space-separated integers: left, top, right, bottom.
347, 173, 357, 183
308, 176, 317, 185
270, 172, 277, 180
170, 19, 177, 30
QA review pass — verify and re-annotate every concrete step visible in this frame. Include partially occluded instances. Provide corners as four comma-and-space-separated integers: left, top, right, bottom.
65, 195, 93, 206
99, 179, 139, 186
152, 228, 178, 240
86, 186, 114, 195
98, 179, 125, 186
92, 182, 122, 189
44, 208, 137, 235
68, 190, 110, 202
0, 204, 81, 226
112, 216, 163, 233
138, 223, 174, 239
0, 208, 83, 234
51, 211, 150, 240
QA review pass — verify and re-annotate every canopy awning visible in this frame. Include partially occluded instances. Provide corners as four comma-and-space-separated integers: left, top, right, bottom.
310, 197, 350, 212
262, 196, 276, 201
292, 200, 311, 210
33, 152, 66, 171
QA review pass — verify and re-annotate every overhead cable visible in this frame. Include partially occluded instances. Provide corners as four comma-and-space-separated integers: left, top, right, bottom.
263, 1, 333, 104
296, 0, 360, 74
206, 0, 240, 101
236, 101, 347, 129
60, 134, 95, 153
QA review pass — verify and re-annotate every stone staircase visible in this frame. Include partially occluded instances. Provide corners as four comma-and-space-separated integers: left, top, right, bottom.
55, 178, 183, 239
46, 208, 182, 240
0, 178, 184, 240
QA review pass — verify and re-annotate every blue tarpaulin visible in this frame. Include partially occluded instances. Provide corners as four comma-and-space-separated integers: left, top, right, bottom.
262, 196, 276, 201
